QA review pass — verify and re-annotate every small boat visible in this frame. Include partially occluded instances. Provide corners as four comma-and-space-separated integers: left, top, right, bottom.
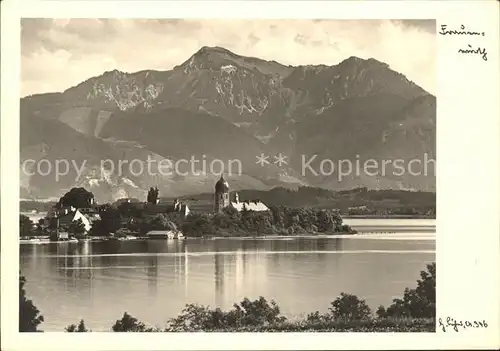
20, 237, 51, 244
122, 235, 137, 241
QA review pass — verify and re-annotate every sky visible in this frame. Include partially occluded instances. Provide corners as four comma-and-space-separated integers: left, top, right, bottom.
21, 19, 435, 97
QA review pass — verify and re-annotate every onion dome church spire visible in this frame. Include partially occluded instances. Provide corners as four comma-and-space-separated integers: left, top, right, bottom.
215, 174, 230, 193
214, 174, 230, 212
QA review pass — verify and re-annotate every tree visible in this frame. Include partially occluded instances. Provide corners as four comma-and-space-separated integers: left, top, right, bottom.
375, 305, 388, 319
415, 262, 436, 310
19, 275, 44, 332
112, 312, 147, 332
57, 187, 95, 209
65, 319, 89, 332
166, 297, 286, 331
90, 206, 122, 236
329, 293, 372, 321
147, 187, 159, 204
222, 206, 239, 219
240, 203, 251, 218
382, 262, 436, 318
227, 297, 286, 327
36, 218, 46, 233
166, 304, 215, 331
68, 218, 86, 237
138, 213, 178, 234
181, 213, 214, 237
20, 214, 34, 237
150, 214, 177, 231
316, 209, 343, 232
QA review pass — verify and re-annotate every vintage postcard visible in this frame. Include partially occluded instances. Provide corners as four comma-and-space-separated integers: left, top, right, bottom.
1, 0, 499, 350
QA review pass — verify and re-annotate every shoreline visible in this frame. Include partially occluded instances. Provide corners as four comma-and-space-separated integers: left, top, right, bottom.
342, 215, 436, 219
19, 230, 436, 245
21, 211, 436, 220
19, 233, 354, 244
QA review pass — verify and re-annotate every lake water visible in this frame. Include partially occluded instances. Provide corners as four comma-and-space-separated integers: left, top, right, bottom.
19, 219, 436, 332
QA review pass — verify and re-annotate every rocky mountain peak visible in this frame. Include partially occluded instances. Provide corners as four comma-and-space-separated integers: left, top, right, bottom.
196, 45, 238, 56
62, 68, 164, 112
103, 68, 126, 75
179, 46, 243, 74
101, 69, 129, 80
20, 46, 435, 197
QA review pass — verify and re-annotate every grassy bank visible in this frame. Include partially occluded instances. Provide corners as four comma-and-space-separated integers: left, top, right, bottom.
188, 318, 436, 332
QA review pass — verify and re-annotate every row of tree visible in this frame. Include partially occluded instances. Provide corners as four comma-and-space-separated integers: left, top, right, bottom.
180, 205, 354, 237
19, 263, 436, 332
347, 207, 436, 216
89, 211, 179, 237
31, 203, 353, 238
19, 214, 86, 238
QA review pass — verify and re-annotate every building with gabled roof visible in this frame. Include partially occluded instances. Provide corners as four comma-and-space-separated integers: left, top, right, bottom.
47, 206, 93, 232
230, 193, 269, 212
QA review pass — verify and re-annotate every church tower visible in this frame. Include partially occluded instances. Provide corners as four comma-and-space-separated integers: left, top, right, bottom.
214, 174, 230, 212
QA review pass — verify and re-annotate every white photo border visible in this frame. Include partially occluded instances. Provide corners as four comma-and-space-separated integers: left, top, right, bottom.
1, 1, 499, 350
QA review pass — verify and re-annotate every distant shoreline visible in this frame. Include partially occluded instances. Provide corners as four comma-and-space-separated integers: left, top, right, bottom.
20, 211, 435, 221
342, 215, 436, 219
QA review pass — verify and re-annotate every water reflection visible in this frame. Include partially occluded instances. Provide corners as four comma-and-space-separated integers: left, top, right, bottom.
19, 233, 435, 331
147, 256, 158, 293
214, 247, 224, 306
184, 243, 189, 297
235, 249, 244, 297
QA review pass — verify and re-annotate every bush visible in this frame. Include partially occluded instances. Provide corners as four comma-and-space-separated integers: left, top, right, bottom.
329, 293, 372, 321
380, 263, 436, 319
112, 312, 147, 332
226, 297, 286, 327
220, 317, 435, 332
165, 304, 216, 331
110, 312, 162, 332
65, 319, 89, 332
166, 297, 286, 331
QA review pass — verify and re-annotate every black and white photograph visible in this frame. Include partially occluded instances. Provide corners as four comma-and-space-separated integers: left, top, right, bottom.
1, 1, 499, 350
18, 17, 437, 333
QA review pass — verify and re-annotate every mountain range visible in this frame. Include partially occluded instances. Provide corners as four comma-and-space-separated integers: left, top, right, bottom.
20, 46, 436, 202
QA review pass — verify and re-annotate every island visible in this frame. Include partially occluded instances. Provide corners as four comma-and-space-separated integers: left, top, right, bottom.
20, 176, 368, 243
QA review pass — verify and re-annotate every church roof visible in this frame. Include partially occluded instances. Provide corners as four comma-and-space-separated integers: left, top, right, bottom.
215, 175, 229, 192
231, 200, 269, 212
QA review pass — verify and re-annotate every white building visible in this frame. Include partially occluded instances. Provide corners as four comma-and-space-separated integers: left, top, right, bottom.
146, 230, 184, 239
49, 206, 93, 232
230, 193, 269, 212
